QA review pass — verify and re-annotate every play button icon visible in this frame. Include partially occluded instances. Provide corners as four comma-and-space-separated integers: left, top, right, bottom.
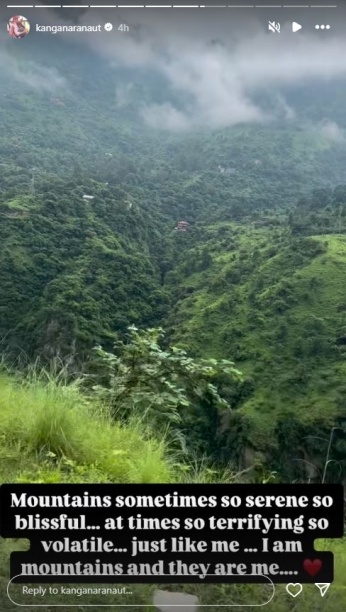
292, 22, 302, 32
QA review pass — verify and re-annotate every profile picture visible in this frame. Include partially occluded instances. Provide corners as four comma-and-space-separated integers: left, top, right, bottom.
7, 15, 30, 39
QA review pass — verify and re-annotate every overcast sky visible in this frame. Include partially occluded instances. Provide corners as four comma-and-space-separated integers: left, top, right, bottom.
1, 3, 346, 131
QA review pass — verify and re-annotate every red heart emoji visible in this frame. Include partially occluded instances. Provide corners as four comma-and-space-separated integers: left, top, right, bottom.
303, 559, 322, 577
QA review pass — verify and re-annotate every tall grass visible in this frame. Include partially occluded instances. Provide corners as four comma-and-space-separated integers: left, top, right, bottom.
0, 370, 234, 485
0, 373, 173, 484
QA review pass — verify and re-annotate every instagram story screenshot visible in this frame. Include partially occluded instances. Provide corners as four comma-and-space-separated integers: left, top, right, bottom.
0, 0, 345, 610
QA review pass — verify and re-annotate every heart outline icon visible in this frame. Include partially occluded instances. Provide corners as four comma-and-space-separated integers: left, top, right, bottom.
286, 583, 303, 598
303, 559, 322, 577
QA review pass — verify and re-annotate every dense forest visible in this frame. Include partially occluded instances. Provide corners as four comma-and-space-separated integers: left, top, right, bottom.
1, 18, 346, 612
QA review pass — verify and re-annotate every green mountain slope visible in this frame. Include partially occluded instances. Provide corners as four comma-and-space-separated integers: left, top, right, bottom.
167, 223, 346, 477
0, 177, 172, 359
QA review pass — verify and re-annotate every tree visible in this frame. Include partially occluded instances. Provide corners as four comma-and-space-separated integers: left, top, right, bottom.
88, 326, 242, 454
199, 248, 213, 271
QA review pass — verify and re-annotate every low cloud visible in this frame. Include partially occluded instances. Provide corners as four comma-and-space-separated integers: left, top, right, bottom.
0, 51, 66, 93
319, 120, 345, 143
2, 6, 346, 130
89, 15, 346, 131
140, 47, 266, 130
115, 83, 135, 108
0, 14, 66, 92
141, 102, 191, 131
11, 59, 66, 92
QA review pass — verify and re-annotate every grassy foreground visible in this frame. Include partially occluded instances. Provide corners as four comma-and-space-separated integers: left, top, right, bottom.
0, 374, 345, 611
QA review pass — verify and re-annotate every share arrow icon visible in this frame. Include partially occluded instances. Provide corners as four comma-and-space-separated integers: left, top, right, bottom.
315, 584, 330, 597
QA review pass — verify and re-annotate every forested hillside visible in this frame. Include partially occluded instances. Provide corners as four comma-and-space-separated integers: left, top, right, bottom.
1, 32, 346, 480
